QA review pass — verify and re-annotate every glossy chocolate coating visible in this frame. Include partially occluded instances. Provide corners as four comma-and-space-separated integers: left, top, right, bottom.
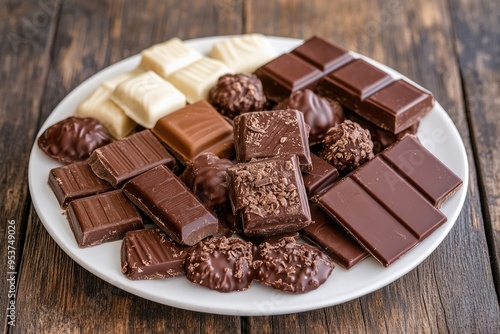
122, 165, 219, 246
121, 227, 190, 280
254, 237, 334, 293
208, 73, 267, 119
185, 237, 256, 292
302, 153, 340, 197
38, 116, 112, 163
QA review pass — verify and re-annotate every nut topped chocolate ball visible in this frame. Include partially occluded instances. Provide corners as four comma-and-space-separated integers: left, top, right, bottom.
37, 116, 112, 163
319, 120, 374, 174
208, 73, 267, 119
275, 89, 344, 145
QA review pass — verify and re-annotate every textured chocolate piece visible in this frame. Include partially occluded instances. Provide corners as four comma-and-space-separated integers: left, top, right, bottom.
380, 135, 463, 207
121, 227, 190, 280
208, 73, 267, 119
319, 120, 375, 175
291, 36, 354, 74
152, 100, 234, 165
88, 130, 176, 187
358, 79, 434, 133
233, 109, 312, 172
122, 165, 219, 246
302, 153, 340, 197
316, 58, 394, 111
185, 237, 256, 292
301, 203, 369, 269
66, 190, 143, 248
274, 89, 345, 145
315, 153, 449, 267
38, 116, 112, 163
48, 160, 113, 208
254, 53, 323, 102
254, 237, 334, 293
226, 155, 311, 236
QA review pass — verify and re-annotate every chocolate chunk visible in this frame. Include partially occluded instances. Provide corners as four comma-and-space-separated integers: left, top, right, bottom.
180, 152, 233, 210
122, 165, 219, 246
152, 100, 234, 165
38, 116, 112, 163
290, 36, 354, 74
233, 109, 312, 172
66, 190, 143, 248
380, 135, 463, 207
48, 160, 113, 208
121, 227, 190, 280
208, 73, 267, 119
88, 130, 177, 187
274, 89, 345, 145
301, 203, 369, 269
185, 237, 256, 292
254, 237, 334, 293
319, 120, 375, 175
226, 155, 311, 236
302, 153, 340, 197
254, 53, 323, 102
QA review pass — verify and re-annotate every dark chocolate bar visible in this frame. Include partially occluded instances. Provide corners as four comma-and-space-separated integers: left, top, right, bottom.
122, 165, 219, 246
302, 153, 340, 197
66, 190, 143, 248
121, 227, 190, 280
88, 130, 177, 187
48, 160, 113, 208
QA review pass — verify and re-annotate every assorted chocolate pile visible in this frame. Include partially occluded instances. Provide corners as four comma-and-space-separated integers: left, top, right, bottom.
39, 34, 463, 294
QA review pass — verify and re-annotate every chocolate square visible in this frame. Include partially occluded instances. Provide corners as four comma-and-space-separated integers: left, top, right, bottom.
302, 153, 340, 197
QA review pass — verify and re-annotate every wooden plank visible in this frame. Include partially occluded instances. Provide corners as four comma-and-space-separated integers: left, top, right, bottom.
13, 0, 243, 332
448, 0, 500, 292
243, 0, 500, 332
0, 0, 62, 332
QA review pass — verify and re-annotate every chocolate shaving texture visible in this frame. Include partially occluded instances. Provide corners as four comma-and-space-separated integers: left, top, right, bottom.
38, 116, 112, 163
209, 73, 267, 119
274, 89, 344, 145
319, 120, 374, 174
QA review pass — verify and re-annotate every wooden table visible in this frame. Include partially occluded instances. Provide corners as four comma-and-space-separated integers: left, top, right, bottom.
1, 0, 499, 332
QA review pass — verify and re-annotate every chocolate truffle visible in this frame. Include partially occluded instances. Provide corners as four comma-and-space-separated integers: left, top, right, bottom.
180, 152, 233, 209
319, 120, 374, 174
208, 73, 267, 119
38, 116, 111, 163
274, 89, 344, 145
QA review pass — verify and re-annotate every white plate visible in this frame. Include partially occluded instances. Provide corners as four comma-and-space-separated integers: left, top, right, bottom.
28, 36, 468, 316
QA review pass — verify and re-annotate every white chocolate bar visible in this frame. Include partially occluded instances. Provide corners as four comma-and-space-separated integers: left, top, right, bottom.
140, 38, 203, 79
209, 34, 276, 73
75, 86, 136, 139
167, 57, 233, 104
102, 68, 144, 91
111, 71, 186, 129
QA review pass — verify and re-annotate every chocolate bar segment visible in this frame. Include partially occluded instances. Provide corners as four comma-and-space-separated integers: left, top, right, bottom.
88, 130, 176, 187
121, 227, 190, 280
301, 203, 369, 269
66, 190, 143, 248
380, 135, 463, 207
122, 165, 219, 246
302, 153, 340, 197
48, 160, 113, 208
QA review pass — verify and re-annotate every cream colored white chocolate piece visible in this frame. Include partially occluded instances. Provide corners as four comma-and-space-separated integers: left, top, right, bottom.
102, 68, 145, 91
209, 34, 277, 73
75, 86, 136, 139
140, 38, 203, 79
168, 57, 233, 104
111, 71, 186, 129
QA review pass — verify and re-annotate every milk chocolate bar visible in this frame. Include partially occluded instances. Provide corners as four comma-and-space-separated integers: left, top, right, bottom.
121, 228, 190, 280
302, 153, 340, 197
88, 130, 176, 187
49, 160, 113, 208
122, 165, 219, 246
66, 190, 143, 248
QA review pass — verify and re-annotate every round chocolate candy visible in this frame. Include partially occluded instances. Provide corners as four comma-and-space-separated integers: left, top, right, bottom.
185, 237, 256, 292
274, 89, 344, 145
319, 120, 374, 174
208, 73, 267, 119
37, 116, 112, 163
